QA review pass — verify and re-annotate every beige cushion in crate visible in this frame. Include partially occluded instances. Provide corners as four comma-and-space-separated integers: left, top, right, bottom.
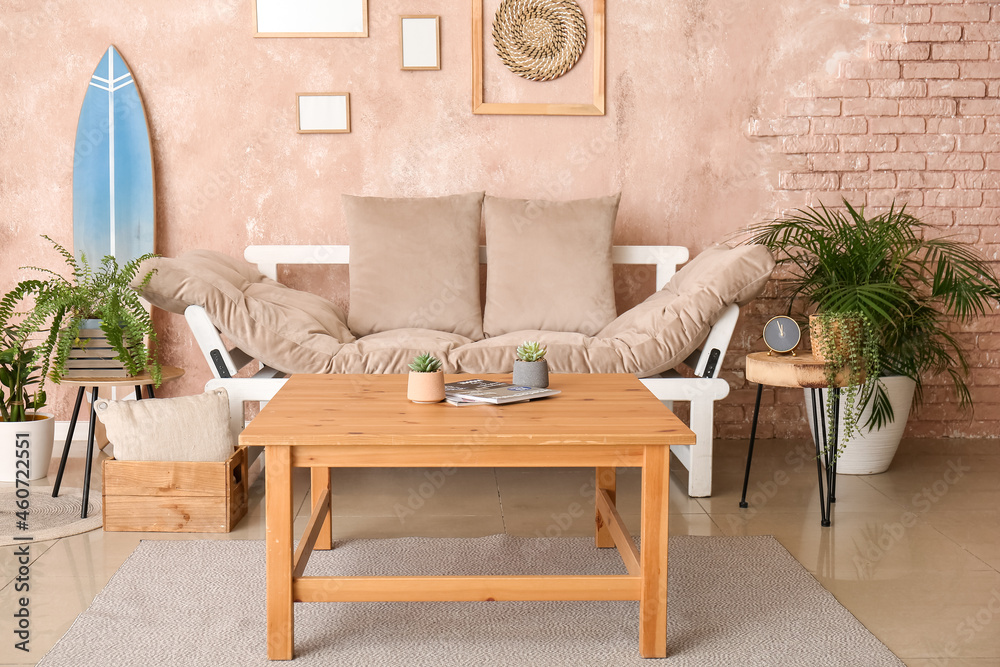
94, 388, 234, 462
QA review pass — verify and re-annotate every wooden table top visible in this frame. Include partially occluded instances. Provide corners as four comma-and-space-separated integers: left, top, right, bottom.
56, 365, 185, 388
745, 351, 854, 389
239, 373, 694, 448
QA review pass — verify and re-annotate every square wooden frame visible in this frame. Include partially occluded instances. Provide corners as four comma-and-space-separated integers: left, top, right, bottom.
253, 0, 369, 38
400, 16, 441, 70
297, 93, 351, 134
472, 0, 605, 116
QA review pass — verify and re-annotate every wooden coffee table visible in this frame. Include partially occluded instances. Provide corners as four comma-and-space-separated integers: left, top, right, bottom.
239, 373, 695, 660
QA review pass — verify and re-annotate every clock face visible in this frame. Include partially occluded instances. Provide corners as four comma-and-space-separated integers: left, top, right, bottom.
763, 316, 801, 353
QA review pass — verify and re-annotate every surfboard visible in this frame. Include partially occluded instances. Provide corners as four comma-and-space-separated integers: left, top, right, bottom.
73, 45, 155, 267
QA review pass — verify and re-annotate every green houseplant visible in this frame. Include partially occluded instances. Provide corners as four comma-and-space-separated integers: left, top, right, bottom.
0, 326, 54, 481
0, 236, 161, 388
407, 353, 445, 403
513, 341, 549, 388
746, 200, 1000, 471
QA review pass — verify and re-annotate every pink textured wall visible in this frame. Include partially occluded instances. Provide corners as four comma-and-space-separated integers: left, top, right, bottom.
2, 1, 995, 438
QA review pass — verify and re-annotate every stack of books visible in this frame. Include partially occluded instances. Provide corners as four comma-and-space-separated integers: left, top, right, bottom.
444, 379, 560, 406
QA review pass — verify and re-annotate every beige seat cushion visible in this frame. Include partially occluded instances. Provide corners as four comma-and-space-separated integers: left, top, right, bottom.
344, 192, 485, 339
455, 244, 775, 376
483, 193, 621, 337
94, 388, 234, 462
137, 250, 356, 375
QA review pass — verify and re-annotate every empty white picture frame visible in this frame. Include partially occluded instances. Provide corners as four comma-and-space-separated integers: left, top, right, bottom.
400, 16, 441, 70
297, 93, 351, 133
254, 0, 368, 37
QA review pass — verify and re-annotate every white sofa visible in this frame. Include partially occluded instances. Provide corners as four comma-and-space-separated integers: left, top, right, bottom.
137, 193, 774, 496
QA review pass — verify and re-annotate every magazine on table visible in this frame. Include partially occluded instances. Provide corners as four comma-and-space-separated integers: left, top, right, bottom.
444, 379, 561, 406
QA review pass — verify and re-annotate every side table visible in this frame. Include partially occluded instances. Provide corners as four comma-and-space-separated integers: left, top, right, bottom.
739, 352, 844, 527
51, 366, 185, 518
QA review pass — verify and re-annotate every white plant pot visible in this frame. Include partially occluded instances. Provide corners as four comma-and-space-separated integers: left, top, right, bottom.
803, 375, 917, 475
0, 414, 55, 482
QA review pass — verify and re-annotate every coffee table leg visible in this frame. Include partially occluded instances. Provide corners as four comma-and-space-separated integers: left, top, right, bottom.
266, 446, 294, 660
595, 467, 616, 548
639, 445, 669, 658
311, 467, 333, 550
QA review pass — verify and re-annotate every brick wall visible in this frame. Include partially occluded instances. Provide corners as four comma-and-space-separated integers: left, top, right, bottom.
724, 0, 1000, 440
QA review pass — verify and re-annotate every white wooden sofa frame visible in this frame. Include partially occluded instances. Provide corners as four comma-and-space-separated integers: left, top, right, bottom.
191, 245, 736, 497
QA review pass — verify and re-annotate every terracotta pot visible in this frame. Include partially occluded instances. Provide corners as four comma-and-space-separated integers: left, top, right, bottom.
0, 413, 55, 482
809, 314, 860, 362
407, 370, 445, 403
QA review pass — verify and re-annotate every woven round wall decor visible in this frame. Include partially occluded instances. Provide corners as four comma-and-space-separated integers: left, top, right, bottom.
492, 0, 588, 82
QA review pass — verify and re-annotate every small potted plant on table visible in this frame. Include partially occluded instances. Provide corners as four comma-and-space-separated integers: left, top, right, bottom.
513, 341, 548, 388
407, 353, 445, 403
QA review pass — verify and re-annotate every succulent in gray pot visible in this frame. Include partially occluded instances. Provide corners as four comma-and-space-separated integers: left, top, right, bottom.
513, 341, 548, 388
407, 353, 445, 403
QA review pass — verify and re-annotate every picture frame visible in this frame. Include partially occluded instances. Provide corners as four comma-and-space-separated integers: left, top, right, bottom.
253, 0, 368, 38
297, 93, 351, 134
472, 0, 605, 116
400, 16, 441, 70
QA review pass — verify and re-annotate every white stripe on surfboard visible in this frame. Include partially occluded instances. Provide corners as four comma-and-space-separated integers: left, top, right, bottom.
113, 79, 133, 92
107, 46, 116, 257
113, 72, 131, 83
89, 81, 110, 91
92, 74, 110, 84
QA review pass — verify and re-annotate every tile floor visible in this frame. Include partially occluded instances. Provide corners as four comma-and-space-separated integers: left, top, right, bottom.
1, 436, 998, 666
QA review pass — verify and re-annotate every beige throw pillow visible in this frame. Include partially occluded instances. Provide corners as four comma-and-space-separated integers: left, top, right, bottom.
483, 193, 621, 336
344, 192, 485, 339
94, 388, 234, 462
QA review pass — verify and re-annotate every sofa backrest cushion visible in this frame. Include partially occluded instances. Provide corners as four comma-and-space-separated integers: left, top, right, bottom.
483, 193, 620, 337
136, 250, 357, 375
344, 192, 485, 340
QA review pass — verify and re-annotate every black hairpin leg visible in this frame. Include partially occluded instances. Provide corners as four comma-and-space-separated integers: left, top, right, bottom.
52, 386, 86, 498
739, 384, 764, 509
80, 387, 99, 519
135, 385, 144, 400
809, 388, 831, 527
147, 384, 155, 399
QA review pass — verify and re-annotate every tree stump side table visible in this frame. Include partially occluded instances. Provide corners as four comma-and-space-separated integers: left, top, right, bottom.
739, 352, 848, 527
51, 366, 185, 518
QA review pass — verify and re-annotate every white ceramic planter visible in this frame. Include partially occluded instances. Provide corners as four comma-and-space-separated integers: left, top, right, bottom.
804, 375, 917, 475
0, 414, 55, 482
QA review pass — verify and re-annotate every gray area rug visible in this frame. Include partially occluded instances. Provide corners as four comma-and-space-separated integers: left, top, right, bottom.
0, 486, 101, 546
39, 535, 904, 666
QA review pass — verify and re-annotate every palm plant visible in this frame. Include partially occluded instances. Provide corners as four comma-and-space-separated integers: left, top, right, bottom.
0, 236, 160, 392
746, 200, 1000, 429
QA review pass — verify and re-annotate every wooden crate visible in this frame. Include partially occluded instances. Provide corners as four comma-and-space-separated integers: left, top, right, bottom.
102, 447, 248, 532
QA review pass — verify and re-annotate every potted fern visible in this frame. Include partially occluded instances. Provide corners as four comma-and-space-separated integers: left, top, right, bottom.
407, 353, 445, 403
0, 236, 161, 387
0, 326, 53, 482
513, 341, 548, 388
746, 201, 1000, 473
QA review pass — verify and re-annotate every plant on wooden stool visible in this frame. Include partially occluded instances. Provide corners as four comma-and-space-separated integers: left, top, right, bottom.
407, 353, 445, 403
513, 340, 549, 388
0, 236, 161, 389
809, 312, 879, 453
